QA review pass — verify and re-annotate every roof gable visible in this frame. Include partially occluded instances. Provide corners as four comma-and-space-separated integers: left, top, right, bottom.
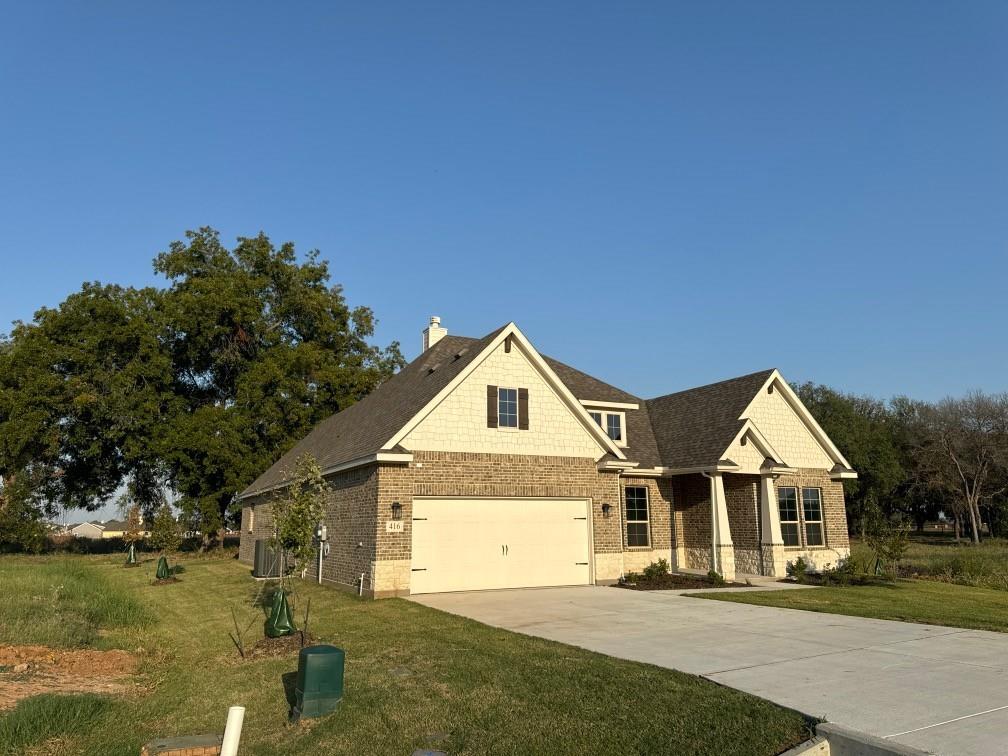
644, 370, 775, 469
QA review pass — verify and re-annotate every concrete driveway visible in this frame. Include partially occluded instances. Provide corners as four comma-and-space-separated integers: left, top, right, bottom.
411, 586, 1008, 756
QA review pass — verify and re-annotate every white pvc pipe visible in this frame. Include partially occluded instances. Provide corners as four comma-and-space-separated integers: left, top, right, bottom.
221, 705, 245, 756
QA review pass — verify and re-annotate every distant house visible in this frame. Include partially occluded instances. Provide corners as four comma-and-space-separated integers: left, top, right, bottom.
100, 518, 150, 539
69, 521, 105, 539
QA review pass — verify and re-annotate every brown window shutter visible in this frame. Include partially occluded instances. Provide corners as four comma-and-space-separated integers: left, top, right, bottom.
518, 388, 529, 430
487, 385, 498, 428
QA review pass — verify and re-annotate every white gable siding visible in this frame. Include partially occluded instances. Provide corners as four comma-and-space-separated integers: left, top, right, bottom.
724, 432, 769, 474
739, 387, 833, 469
400, 340, 604, 459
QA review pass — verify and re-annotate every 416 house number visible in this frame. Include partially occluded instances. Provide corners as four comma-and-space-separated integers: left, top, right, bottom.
385, 520, 404, 533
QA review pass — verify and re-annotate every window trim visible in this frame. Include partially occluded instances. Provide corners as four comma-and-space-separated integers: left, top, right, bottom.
586, 408, 627, 447
624, 485, 650, 548
777, 487, 800, 548
777, 485, 827, 549
497, 386, 519, 429
802, 487, 825, 547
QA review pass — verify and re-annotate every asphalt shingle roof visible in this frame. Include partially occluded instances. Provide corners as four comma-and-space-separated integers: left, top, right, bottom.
242, 329, 505, 497
644, 369, 775, 469
241, 323, 774, 497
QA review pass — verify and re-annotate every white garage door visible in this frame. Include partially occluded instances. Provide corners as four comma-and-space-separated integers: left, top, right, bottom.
410, 498, 592, 594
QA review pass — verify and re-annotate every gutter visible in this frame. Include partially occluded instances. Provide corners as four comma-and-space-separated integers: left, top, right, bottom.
238, 451, 413, 501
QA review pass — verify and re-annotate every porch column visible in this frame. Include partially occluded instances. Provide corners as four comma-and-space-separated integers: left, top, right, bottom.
759, 474, 787, 577
709, 473, 736, 581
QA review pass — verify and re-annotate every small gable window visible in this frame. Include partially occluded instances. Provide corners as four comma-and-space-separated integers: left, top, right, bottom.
487, 385, 529, 430
587, 409, 627, 447
498, 387, 518, 428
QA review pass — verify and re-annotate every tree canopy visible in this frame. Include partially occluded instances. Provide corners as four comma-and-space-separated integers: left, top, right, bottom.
0, 227, 403, 544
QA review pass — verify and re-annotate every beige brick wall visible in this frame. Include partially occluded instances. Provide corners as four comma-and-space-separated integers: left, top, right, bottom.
238, 465, 380, 595
372, 451, 623, 592
773, 468, 850, 570
618, 476, 674, 574
401, 339, 604, 459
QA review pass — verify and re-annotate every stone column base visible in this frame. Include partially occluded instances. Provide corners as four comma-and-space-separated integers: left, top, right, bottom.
715, 544, 736, 582
761, 543, 787, 577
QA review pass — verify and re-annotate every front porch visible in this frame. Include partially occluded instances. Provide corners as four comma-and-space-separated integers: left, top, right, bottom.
666, 468, 849, 582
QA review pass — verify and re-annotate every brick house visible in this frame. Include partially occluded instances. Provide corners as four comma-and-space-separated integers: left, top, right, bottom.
238, 318, 856, 598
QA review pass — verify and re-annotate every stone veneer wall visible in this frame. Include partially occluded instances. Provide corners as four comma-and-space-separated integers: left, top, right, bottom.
773, 468, 850, 571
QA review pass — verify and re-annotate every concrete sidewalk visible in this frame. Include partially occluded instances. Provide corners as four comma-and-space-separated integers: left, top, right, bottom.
411, 586, 1008, 756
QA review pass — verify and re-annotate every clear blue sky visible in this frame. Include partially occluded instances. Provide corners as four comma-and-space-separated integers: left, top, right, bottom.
2, 2, 1006, 404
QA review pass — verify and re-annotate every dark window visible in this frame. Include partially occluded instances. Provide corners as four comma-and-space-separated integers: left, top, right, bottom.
802, 488, 824, 546
606, 413, 623, 442
777, 487, 800, 547
625, 486, 650, 547
498, 387, 518, 428
589, 411, 603, 427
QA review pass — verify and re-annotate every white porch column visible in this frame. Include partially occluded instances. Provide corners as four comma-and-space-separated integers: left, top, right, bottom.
759, 474, 787, 577
708, 472, 735, 581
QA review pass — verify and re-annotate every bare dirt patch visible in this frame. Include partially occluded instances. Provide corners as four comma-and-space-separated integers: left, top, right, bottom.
0, 644, 139, 710
241, 632, 315, 660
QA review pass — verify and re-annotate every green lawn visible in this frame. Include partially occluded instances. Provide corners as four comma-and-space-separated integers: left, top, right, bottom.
0, 555, 812, 756
692, 579, 1008, 633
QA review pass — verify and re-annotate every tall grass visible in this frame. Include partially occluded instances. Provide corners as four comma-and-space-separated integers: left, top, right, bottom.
0, 694, 118, 756
852, 537, 1008, 591
0, 559, 152, 647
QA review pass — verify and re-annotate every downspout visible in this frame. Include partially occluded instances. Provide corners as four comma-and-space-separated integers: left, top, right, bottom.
617, 476, 626, 580
754, 481, 764, 576
701, 471, 718, 575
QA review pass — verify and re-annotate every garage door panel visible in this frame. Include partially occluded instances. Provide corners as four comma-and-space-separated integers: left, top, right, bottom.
411, 498, 591, 594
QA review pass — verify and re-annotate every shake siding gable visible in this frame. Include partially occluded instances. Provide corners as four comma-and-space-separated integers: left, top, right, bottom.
740, 387, 834, 469
401, 340, 603, 459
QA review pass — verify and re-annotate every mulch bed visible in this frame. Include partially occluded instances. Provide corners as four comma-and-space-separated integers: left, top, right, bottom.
152, 577, 181, 586
242, 632, 315, 660
616, 573, 748, 590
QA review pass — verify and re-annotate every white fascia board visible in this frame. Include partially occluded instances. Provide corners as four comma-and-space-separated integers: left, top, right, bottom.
382, 322, 627, 460
659, 463, 741, 476
831, 469, 859, 480
579, 399, 640, 410
598, 459, 640, 471
619, 466, 664, 477
743, 370, 854, 471
238, 452, 413, 501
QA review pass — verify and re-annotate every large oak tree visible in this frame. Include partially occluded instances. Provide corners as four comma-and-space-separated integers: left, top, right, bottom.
0, 228, 403, 545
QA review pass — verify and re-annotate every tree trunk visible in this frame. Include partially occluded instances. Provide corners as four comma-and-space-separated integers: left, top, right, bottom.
953, 514, 961, 542
966, 501, 981, 544
971, 500, 984, 543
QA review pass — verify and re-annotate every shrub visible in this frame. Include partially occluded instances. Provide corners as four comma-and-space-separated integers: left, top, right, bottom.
149, 505, 182, 554
642, 559, 670, 581
819, 557, 859, 586
787, 556, 809, 583
867, 521, 910, 577
706, 570, 725, 586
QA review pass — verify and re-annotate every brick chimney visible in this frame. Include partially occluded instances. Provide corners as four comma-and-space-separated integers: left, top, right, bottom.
422, 315, 447, 351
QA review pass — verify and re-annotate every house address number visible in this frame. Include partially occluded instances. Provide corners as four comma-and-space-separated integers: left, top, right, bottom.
386, 520, 405, 533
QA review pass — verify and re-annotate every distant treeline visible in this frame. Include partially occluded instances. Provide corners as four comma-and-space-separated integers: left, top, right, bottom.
796, 383, 1008, 542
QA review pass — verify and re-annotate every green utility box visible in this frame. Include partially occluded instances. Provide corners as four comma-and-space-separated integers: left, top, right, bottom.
293, 645, 345, 719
